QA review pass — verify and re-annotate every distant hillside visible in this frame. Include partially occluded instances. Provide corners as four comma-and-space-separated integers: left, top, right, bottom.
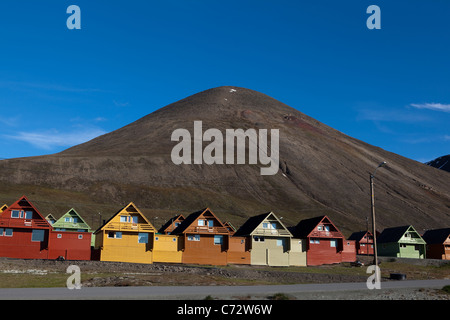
0, 86, 449, 235
426, 155, 450, 173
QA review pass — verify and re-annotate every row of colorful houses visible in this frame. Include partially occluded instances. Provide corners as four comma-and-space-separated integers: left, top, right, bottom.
0, 196, 449, 266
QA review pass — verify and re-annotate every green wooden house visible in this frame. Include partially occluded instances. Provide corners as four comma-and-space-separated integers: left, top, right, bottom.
377, 225, 426, 259
53, 208, 95, 246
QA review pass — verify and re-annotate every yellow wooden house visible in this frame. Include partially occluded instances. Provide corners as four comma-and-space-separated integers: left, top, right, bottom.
94, 202, 156, 264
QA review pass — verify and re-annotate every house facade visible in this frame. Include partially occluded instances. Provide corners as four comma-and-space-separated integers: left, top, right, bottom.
422, 228, 450, 260
377, 225, 426, 259
171, 208, 232, 266
152, 233, 183, 263
292, 215, 356, 266
94, 202, 156, 264
52, 208, 95, 246
234, 212, 306, 266
0, 196, 52, 259
348, 230, 375, 255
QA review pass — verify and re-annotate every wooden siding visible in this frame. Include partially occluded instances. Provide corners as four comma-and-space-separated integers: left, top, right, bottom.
48, 231, 92, 260
227, 236, 250, 265
181, 234, 228, 266
153, 234, 182, 263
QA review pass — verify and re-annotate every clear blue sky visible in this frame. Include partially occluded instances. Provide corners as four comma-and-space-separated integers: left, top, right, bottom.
0, 0, 449, 163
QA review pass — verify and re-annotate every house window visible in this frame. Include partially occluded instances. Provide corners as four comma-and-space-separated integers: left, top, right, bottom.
188, 235, 200, 241
31, 229, 45, 242
318, 225, 323, 231
5, 229, 13, 237
11, 210, 20, 218
254, 236, 264, 242
78, 234, 83, 240
155, 237, 159, 241
324, 225, 330, 232
271, 223, 277, 229
330, 239, 337, 247
132, 216, 138, 224
108, 231, 122, 239
120, 216, 128, 222
198, 219, 205, 226
214, 235, 223, 245
310, 238, 320, 244
277, 239, 284, 247
263, 223, 268, 229
25, 211, 33, 219
0, 228, 3, 236
57, 234, 62, 238
138, 233, 149, 244
65, 217, 71, 222
208, 220, 214, 227
173, 238, 176, 242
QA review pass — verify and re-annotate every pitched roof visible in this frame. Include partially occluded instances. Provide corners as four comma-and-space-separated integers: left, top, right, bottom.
348, 231, 368, 241
234, 212, 292, 237
95, 202, 155, 234
0, 195, 51, 228
422, 228, 450, 244
171, 208, 230, 235
377, 225, 425, 243
158, 214, 185, 233
52, 208, 91, 230
291, 215, 329, 238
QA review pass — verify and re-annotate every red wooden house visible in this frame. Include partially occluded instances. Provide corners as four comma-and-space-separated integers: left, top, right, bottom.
48, 230, 92, 261
0, 196, 52, 259
171, 208, 233, 266
348, 230, 376, 255
292, 215, 356, 266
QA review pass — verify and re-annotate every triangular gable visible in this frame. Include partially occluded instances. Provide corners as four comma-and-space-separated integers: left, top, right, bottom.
234, 212, 292, 237
0, 195, 51, 228
45, 214, 57, 225
52, 208, 91, 231
172, 208, 230, 235
399, 225, 426, 244
96, 202, 156, 233
293, 215, 343, 239
158, 214, 185, 234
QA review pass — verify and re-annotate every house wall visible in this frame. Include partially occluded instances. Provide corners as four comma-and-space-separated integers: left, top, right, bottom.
341, 240, 357, 262
289, 238, 307, 266
181, 234, 228, 266
48, 231, 92, 260
227, 236, 250, 265
378, 242, 399, 257
153, 234, 182, 263
306, 238, 342, 266
0, 228, 49, 259
250, 237, 290, 266
398, 243, 425, 259
98, 230, 154, 264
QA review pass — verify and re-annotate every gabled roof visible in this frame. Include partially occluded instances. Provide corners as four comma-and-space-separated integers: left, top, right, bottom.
158, 214, 185, 233
348, 230, 378, 241
95, 202, 155, 234
45, 214, 57, 224
422, 228, 450, 244
292, 215, 343, 239
171, 208, 230, 235
0, 195, 51, 228
234, 212, 292, 237
377, 225, 425, 244
52, 208, 92, 231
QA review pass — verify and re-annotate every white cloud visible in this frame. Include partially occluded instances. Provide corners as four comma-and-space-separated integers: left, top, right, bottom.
4, 129, 106, 150
410, 103, 450, 112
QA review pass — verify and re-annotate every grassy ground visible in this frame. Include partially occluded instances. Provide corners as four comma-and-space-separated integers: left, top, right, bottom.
0, 258, 448, 289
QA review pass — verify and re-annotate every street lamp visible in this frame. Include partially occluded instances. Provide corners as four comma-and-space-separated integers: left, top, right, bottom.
370, 161, 386, 284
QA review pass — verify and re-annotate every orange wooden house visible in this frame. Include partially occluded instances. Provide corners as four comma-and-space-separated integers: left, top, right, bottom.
171, 208, 249, 266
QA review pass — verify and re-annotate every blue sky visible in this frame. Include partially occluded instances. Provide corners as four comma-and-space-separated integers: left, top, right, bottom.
0, 0, 449, 162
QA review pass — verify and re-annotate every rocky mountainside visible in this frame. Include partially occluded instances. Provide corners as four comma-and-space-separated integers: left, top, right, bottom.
0, 86, 449, 234
426, 155, 450, 173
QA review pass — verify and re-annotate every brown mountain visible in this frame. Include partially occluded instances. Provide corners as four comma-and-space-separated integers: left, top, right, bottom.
0, 86, 449, 235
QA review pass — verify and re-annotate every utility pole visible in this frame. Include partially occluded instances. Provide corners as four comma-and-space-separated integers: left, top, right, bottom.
370, 161, 386, 285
